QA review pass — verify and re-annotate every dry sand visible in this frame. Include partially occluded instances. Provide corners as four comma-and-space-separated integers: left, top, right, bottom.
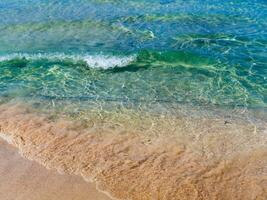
0, 139, 112, 200
0, 103, 266, 200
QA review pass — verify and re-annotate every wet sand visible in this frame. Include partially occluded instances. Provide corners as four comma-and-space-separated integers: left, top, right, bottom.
0, 139, 112, 200
0, 103, 266, 200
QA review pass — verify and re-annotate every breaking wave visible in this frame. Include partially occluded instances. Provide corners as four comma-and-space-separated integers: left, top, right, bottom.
0, 53, 136, 69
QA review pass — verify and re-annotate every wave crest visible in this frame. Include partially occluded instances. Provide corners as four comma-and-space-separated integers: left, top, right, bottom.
0, 53, 136, 69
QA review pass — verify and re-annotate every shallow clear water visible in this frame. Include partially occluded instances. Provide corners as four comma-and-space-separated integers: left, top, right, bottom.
0, 0, 266, 114
0, 2, 267, 200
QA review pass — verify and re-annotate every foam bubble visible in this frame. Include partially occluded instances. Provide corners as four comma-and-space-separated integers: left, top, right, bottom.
81, 54, 135, 69
0, 53, 136, 69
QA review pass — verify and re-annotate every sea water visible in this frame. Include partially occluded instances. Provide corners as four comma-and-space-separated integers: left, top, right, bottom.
0, 1, 266, 200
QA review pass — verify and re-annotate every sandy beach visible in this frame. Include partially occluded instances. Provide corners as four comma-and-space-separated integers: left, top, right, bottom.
0, 139, 111, 200
0, 103, 266, 200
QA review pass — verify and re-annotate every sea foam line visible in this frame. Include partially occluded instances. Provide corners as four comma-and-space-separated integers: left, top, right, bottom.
0, 53, 136, 69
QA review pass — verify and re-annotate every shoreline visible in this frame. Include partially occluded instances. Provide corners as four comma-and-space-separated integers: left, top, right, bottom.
0, 132, 118, 200
0, 138, 112, 200
0, 102, 266, 199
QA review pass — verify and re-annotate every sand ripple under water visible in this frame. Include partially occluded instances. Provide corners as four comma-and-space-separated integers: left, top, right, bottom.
0, 103, 266, 200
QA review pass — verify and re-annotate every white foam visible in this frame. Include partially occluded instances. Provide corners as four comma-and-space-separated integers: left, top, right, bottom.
0, 132, 14, 144
81, 54, 135, 69
0, 53, 136, 69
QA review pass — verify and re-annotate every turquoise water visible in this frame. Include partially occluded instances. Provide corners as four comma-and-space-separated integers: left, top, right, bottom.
0, 0, 266, 113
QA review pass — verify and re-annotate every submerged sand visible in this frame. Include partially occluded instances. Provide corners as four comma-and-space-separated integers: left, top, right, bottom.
0, 139, 112, 200
0, 102, 266, 200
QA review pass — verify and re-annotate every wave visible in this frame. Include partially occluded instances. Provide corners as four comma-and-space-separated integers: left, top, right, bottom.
0, 50, 218, 71
0, 53, 136, 69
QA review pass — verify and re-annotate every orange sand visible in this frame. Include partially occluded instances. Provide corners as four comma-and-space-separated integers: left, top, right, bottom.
0, 139, 112, 200
0, 102, 266, 200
